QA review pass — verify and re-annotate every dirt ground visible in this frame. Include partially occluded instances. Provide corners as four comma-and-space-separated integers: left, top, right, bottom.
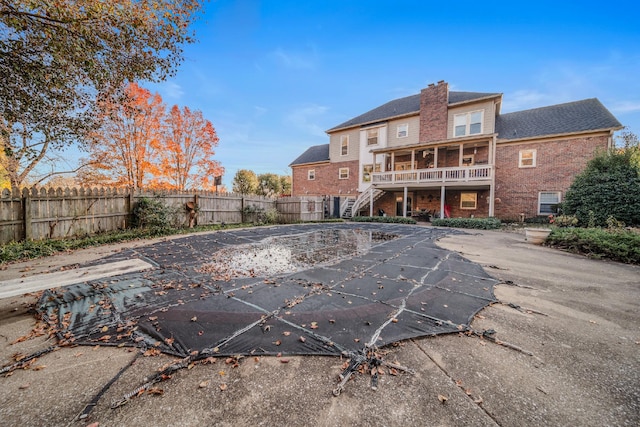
0, 227, 638, 427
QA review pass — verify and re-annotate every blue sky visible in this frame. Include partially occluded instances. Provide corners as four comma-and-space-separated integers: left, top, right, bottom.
84, 1, 640, 188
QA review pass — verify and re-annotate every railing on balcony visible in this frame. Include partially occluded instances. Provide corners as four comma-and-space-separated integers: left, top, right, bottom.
372, 165, 492, 185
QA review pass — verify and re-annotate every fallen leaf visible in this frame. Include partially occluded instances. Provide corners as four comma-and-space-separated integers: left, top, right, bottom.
98, 335, 111, 342
19, 384, 29, 389
191, 316, 198, 322
299, 336, 306, 343
219, 383, 227, 391
282, 331, 291, 336
279, 358, 290, 363
101, 326, 109, 333
438, 394, 448, 403
474, 396, 483, 404
199, 380, 210, 388
147, 387, 164, 396
32, 365, 46, 371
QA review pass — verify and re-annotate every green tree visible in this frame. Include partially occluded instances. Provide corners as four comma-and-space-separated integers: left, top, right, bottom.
257, 173, 282, 197
232, 169, 258, 195
0, 0, 206, 189
280, 175, 292, 195
562, 136, 640, 227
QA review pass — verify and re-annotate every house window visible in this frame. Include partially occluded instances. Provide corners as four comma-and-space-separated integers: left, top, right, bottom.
339, 167, 349, 180
367, 128, 378, 146
340, 135, 349, 156
538, 191, 561, 215
462, 154, 475, 166
397, 123, 408, 138
454, 111, 483, 137
362, 163, 381, 182
519, 149, 537, 168
307, 169, 315, 180
460, 192, 477, 209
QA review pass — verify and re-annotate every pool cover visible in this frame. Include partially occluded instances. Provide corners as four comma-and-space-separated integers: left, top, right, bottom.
37, 223, 498, 359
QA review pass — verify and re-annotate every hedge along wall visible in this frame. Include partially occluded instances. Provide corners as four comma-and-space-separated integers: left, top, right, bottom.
0, 187, 323, 244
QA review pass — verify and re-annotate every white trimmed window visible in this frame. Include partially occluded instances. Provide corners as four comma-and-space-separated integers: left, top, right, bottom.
367, 128, 378, 146
307, 169, 315, 180
538, 191, 561, 215
460, 192, 477, 209
397, 123, 408, 138
340, 135, 349, 156
362, 163, 381, 182
519, 149, 537, 168
462, 154, 475, 166
339, 167, 349, 180
454, 111, 483, 137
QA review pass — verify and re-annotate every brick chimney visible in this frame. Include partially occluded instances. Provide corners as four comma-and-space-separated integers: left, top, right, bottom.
419, 80, 449, 143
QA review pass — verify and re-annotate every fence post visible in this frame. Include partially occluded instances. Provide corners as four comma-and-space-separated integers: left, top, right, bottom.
23, 193, 32, 241
241, 196, 245, 223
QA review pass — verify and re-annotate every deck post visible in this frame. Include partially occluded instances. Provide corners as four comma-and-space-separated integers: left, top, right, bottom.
403, 186, 408, 217
369, 187, 373, 216
440, 186, 446, 219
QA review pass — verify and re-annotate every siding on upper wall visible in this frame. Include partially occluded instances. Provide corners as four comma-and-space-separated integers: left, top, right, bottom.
447, 100, 496, 139
387, 115, 420, 148
329, 128, 360, 162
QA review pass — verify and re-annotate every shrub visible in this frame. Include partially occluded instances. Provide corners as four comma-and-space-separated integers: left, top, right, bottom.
561, 148, 640, 227
546, 227, 640, 264
132, 196, 180, 230
263, 208, 280, 224
431, 217, 501, 230
351, 216, 417, 224
553, 215, 579, 228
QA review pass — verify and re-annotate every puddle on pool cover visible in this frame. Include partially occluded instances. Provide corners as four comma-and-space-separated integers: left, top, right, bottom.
198, 229, 397, 278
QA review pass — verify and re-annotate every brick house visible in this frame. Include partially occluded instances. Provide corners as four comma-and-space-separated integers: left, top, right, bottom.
289, 81, 622, 221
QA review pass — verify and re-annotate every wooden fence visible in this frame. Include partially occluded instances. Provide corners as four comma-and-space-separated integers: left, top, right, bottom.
0, 187, 324, 244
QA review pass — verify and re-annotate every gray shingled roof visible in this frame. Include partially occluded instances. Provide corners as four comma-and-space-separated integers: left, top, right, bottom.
449, 91, 501, 104
496, 98, 622, 140
289, 144, 330, 166
327, 91, 500, 132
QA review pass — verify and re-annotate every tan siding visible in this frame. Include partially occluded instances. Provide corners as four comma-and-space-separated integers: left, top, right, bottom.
387, 115, 420, 148
329, 128, 360, 162
447, 100, 496, 139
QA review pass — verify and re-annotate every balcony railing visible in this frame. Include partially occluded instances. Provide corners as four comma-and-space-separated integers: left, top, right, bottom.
372, 165, 492, 185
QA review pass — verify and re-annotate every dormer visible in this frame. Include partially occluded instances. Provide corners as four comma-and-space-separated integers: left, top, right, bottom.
447, 91, 503, 139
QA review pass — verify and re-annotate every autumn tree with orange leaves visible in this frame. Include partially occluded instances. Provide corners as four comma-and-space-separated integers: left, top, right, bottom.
79, 83, 164, 189
80, 83, 223, 190
153, 105, 223, 191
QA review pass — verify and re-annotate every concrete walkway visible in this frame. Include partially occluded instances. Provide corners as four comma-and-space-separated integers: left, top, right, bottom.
0, 226, 638, 426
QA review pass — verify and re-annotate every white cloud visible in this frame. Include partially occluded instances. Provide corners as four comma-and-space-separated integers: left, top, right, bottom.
270, 47, 316, 69
610, 101, 640, 114
157, 81, 185, 100
284, 104, 329, 137
254, 106, 268, 116
502, 89, 553, 112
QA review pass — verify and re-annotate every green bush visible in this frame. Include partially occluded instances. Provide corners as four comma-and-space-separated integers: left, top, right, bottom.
132, 196, 180, 230
351, 216, 417, 224
431, 217, 501, 230
546, 227, 640, 264
553, 215, 579, 227
561, 148, 640, 227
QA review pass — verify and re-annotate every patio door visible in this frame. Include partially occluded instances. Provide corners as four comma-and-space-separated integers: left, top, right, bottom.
396, 196, 412, 216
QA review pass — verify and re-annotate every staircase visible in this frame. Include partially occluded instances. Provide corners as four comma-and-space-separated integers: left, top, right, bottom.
340, 198, 356, 219
344, 188, 385, 219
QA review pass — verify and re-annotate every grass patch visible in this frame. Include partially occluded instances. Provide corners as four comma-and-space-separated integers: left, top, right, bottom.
546, 227, 640, 264
351, 216, 417, 224
0, 223, 247, 264
431, 217, 502, 230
